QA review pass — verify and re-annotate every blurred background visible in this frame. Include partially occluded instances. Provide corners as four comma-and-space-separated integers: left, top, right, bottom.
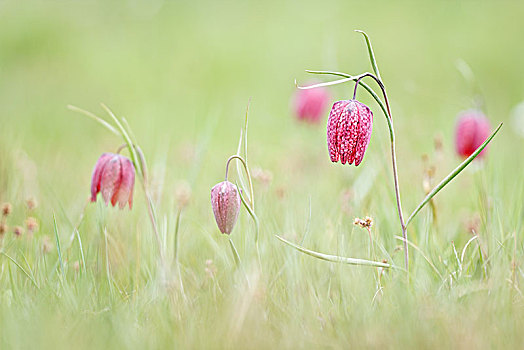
1, 1, 524, 348
1, 0, 523, 253
1, 0, 523, 202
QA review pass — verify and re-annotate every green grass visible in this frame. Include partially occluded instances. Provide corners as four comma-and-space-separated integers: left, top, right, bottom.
1, 0, 524, 348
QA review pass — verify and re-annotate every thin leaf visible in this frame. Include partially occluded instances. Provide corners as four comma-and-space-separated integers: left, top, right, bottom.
100, 103, 142, 178
237, 182, 259, 243
53, 213, 64, 276
394, 236, 444, 280
67, 105, 120, 136
355, 30, 382, 79
276, 235, 396, 269
228, 238, 241, 267
1, 252, 40, 289
406, 123, 503, 227
305, 70, 390, 125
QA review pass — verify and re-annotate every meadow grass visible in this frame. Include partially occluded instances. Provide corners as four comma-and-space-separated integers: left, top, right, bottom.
0, 0, 523, 348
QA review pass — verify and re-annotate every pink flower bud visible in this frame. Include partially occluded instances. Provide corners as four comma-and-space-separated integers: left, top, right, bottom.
293, 85, 330, 123
455, 111, 491, 159
210, 181, 240, 235
327, 100, 373, 166
90, 153, 135, 209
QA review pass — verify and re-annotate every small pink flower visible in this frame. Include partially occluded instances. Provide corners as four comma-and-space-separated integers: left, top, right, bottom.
293, 85, 330, 123
91, 153, 135, 209
455, 111, 491, 159
327, 100, 373, 166
210, 181, 240, 235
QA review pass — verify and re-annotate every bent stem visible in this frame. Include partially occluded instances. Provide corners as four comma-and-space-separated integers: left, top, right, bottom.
303, 33, 409, 271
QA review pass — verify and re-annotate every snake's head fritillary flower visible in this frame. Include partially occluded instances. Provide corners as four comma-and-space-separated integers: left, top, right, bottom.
455, 111, 491, 159
91, 153, 136, 209
327, 100, 373, 166
210, 181, 240, 235
293, 85, 330, 123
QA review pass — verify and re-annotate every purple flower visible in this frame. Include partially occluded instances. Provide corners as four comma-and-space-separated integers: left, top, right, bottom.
210, 181, 240, 234
327, 100, 373, 166
91, 153, 135, 209
455, 111, 491, 159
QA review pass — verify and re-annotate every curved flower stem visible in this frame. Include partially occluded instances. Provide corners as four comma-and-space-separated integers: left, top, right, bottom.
225, 155, 255, 210
303, 71, 409, 270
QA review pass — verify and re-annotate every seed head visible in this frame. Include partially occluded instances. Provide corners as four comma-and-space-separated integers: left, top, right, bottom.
13, 226, 24, 237
91, 153, 136, 209
354, 216, 373, 229
25, 217, 38, 233
210, 181, 240, 235
327, 100, 373, 166
293, 84, 330, 123
0, 223, 7, 236
26, 197, 38, 210
455, 111, 491, 159
2, 203, 12, 216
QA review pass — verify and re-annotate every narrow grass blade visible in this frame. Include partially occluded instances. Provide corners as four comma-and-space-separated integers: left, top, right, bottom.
276, 235, 396, 269
75, 228, 87, 275
406, 123, 503, 227
228, 238, 241, 267
67, 105, 120, 136
394, 236, 443, 280
355, 30, 381, 79
1, 252, 40, 289
100, 103, 142, 177
53, 213, 64, 276
236, 181, 259, 243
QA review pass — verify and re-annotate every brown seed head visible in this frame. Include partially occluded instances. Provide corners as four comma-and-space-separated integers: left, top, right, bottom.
2, 203, 12, 216
26, 197, 38, 210
25, 217, 38, 233
13, 226, 24, 237
354, 216, 373, 229
0, 223, 7, 236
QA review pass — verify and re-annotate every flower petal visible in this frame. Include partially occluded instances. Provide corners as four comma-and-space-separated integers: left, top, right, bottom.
100, 156, 122, 206
90, 153, 114, 202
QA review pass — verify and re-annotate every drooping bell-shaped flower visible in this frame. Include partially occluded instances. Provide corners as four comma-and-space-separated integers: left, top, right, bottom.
210, 181, 240, 235
91, 153, 135, 209
293, 84, 330, 123
455, 111, 491, 159
327, 100, 373, 166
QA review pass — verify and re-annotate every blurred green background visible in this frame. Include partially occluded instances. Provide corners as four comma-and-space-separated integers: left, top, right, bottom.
0, 0, 523, 348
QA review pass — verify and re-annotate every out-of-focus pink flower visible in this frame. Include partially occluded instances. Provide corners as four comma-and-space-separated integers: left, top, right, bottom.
91, 153, 135, 209
293, 85, 330, 123
210, 181, 240, 235
455, 111, 491, 159
327, 100, 373, 166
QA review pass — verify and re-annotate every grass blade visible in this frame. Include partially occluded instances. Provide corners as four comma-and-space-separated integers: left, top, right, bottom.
355, 30, 381, 79
406, 123, 503, 227
67, 105, 120, 136
53, 213, 64, 276
276, 235, 396, 269
1, 252, 40, 289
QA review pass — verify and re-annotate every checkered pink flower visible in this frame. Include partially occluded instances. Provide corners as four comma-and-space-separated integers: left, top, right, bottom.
91, 153, 135, 209
327, 99, 373, 166
293, 84, 330, 123
210, 181, 240, 235
455, 111, 491, 159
